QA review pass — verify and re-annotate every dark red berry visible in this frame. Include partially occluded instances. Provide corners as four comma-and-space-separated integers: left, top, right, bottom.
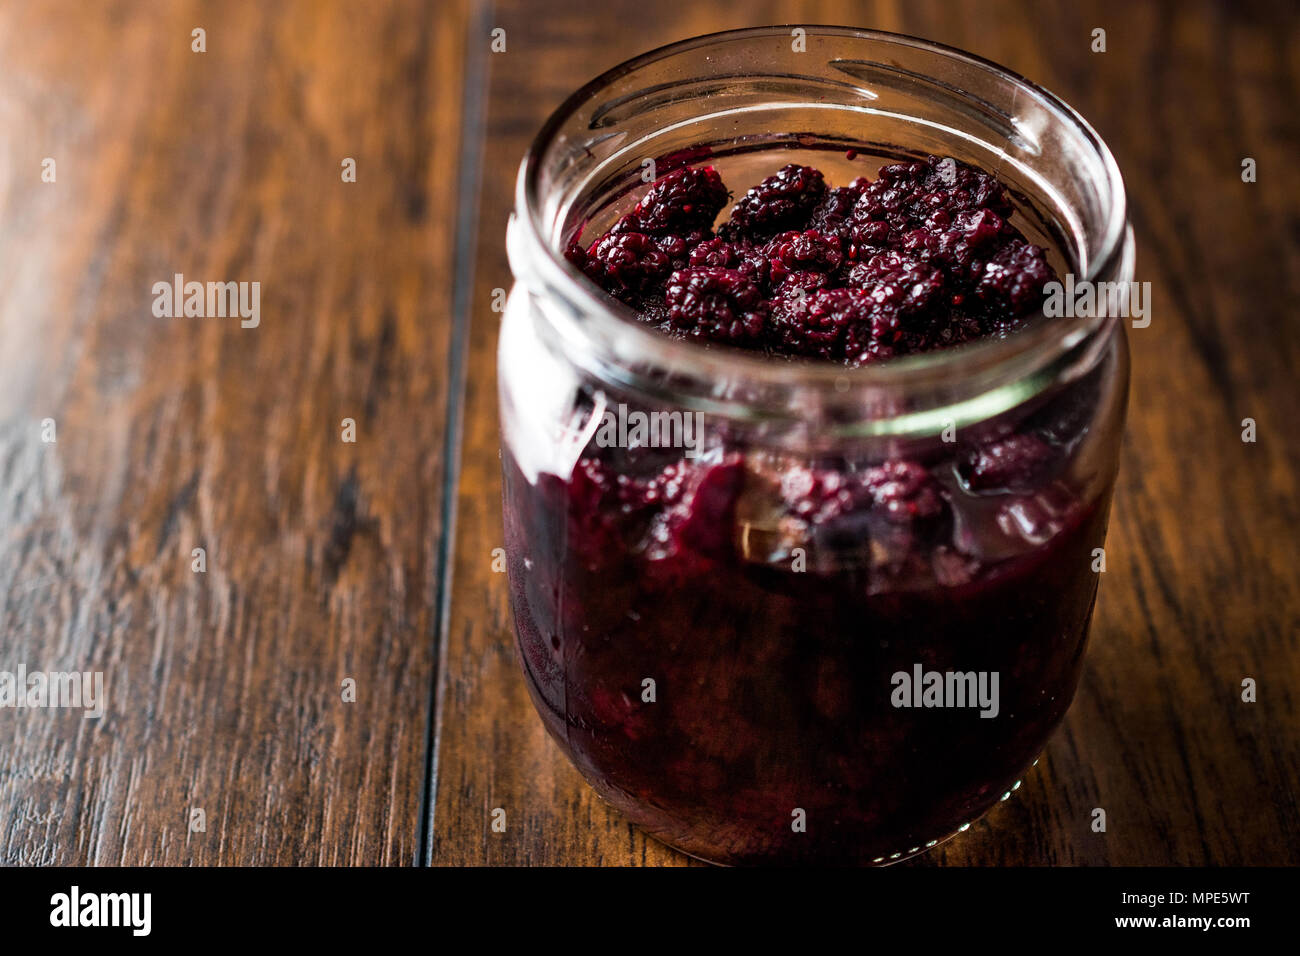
779, 461, 947, 556
626, 166, 730, 235
844, 250, 945, 320
853, 156, 1013, 234
958, 433, 1057, 492
764, 230, 844, 291
897, 207, 1016, 292
974, 239, 1055, 318
688, 237, 743, 268
720, 164, 827, 240
772, 287, 872, 360
772, 269, 832, 297
860, 461, 946, 523
664, 267, 769, 344
687, 238, 770, 286
584, 232, 673, 301
843, 218, 894, 259
780, 466, 875, 524
808, 179, 869, 235
564, 238, 587, 271
662, 458, 744, 559
652, 229, 711, 271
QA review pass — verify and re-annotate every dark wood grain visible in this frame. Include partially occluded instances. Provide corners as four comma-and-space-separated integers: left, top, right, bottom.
0, 0, 469, 864
429, 0, 1300, 865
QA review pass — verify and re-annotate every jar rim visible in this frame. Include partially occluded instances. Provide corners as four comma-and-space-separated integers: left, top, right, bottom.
511, 25, 1131, 432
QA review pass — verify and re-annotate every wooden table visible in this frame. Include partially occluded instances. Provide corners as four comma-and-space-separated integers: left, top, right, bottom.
1, 0, 1295, 866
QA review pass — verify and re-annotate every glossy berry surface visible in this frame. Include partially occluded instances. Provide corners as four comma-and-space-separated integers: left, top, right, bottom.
718, 163, 827, 240
958, 433, 1058, 492
614, 165, 730, 236
582, 232, 672, 301
664, 267, 769, 344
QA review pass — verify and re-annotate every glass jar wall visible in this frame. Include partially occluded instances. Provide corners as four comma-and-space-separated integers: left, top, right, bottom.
501, 27, 1132, 864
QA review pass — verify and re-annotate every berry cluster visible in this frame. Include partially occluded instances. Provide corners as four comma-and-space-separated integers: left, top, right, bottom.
571, 156, 1060, 366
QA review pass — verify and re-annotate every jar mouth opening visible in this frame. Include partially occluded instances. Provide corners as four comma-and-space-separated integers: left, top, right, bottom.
512, 25, 1131, 430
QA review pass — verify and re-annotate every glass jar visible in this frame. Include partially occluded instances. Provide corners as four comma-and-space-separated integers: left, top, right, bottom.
501, 27, 1131, 865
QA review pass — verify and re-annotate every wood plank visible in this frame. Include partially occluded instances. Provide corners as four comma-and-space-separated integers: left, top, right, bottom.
430, 0, 1300, 865
0, 0, 469, 865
